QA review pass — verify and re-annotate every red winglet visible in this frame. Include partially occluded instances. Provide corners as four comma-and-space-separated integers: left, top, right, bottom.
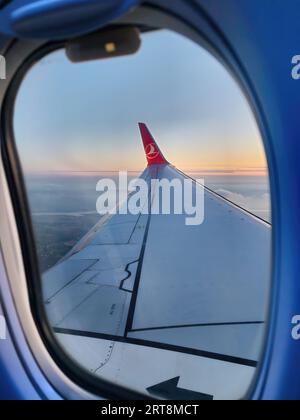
139, 123, 168, 166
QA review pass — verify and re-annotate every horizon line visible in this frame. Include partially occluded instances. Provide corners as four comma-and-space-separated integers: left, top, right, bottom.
24, 167, 269, 177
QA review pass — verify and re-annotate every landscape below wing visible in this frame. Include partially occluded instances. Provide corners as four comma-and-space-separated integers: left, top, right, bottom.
43, 125, 271, 399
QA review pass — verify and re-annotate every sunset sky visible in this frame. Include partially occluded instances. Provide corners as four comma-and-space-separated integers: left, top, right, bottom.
14, 30, 267, 175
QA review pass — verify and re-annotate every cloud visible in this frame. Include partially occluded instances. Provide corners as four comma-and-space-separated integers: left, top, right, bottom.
215, 189, 271, 214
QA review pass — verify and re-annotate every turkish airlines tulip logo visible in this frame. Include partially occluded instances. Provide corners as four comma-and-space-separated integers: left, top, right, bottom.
145, 143, 160, 160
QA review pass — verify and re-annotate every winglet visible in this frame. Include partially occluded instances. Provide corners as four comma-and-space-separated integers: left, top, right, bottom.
139, 123, 168, 166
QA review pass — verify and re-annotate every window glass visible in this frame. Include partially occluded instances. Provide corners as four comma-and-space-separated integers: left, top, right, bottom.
14, 29, 271, 400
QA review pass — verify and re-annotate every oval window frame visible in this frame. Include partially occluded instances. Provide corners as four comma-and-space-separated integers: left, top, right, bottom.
0, 4, 274, 400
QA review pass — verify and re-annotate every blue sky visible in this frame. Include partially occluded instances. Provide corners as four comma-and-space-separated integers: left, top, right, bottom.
14, 29, 267, 174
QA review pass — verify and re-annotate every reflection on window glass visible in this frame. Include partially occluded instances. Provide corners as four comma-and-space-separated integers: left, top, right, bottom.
14, 29, 271, 400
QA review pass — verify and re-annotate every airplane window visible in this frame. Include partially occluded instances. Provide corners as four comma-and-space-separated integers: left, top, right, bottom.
13, 28, 271, 400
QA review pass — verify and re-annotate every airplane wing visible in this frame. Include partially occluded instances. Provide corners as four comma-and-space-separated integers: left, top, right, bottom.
43, 123, 271, 400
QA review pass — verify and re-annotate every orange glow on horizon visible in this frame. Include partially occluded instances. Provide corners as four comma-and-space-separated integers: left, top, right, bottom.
23, 135, 268, 177
25, 166, 268, 177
